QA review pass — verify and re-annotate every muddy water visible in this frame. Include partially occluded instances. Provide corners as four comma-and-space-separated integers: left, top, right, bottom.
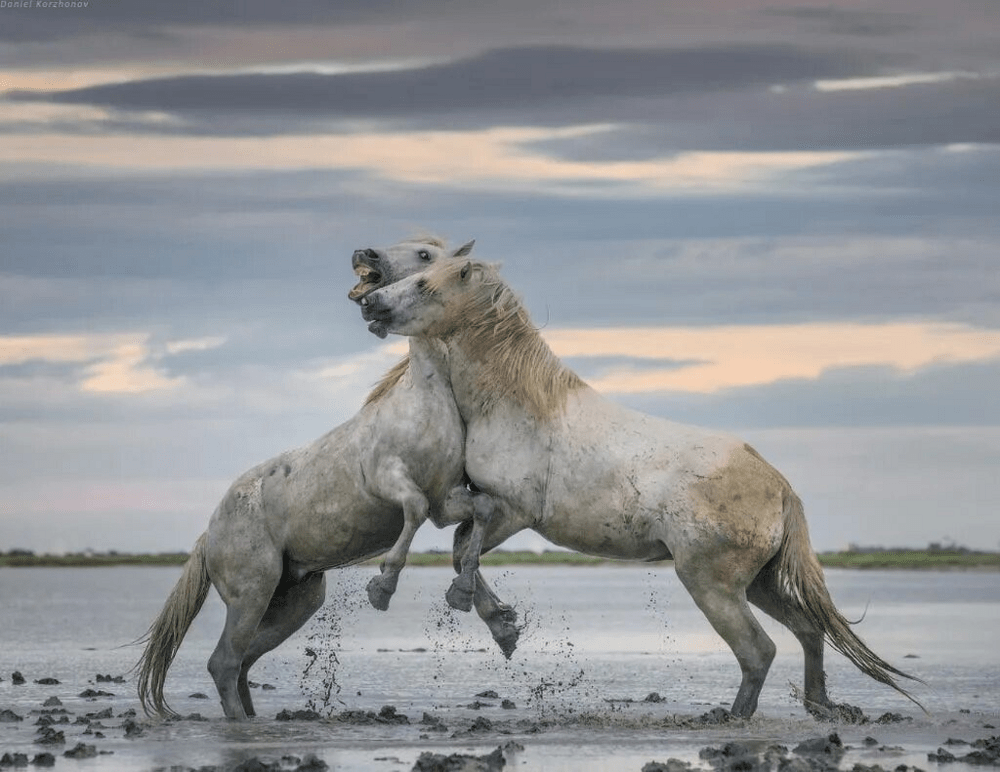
1, 564, 998, 770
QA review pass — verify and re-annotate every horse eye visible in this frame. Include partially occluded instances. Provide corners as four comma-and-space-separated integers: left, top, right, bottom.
418, 250, 431, 261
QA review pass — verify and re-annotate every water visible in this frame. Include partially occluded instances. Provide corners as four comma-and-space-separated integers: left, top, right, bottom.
1, 564, 998, 770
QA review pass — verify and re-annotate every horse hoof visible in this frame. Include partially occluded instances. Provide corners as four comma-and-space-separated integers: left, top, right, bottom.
487, 609, 521, 658
445, 582, 474, 613
366, 577, 392, 611
494, 627, 519, 659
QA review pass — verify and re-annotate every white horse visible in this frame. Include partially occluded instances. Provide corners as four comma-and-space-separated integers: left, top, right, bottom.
136, 238, 517, 721
358, 256, 924, 719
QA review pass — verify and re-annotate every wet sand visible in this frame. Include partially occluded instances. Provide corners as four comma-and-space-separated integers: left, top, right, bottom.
2, 565, 998, 771
2, 670, 998, 772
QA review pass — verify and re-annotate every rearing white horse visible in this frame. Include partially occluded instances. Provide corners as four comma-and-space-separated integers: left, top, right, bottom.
135, 239, 518, 721
359, 256, 924, 719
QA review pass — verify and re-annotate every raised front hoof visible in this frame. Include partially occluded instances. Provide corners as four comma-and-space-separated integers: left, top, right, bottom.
488, 609, 521, 659
445, 580, 474, 613
366, 576, 394, 611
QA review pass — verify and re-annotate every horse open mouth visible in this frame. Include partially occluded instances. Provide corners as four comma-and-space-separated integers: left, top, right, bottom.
349, 267, 383, 301
349, 249, 387, 301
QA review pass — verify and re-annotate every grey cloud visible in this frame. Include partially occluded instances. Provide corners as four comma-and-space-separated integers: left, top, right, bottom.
525, 76, 1000, 156
3, 162, 999, 338
763, 6, 916, 37
614, 358, 1000, 431
0, 0, 434, 43
6, 44, 885, 126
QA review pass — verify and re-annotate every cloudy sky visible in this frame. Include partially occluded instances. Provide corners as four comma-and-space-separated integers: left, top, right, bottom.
1, 0, 998, 556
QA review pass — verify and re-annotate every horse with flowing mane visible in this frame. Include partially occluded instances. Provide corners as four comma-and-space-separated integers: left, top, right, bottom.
359, 254, 925, 719
135, 238, 517, 721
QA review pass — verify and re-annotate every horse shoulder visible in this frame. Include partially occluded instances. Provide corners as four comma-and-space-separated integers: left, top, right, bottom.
359, 374, 466, 500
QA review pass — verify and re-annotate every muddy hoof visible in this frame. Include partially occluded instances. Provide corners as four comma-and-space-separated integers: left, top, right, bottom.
366, 576, 393, 611
494, 627, 519, 659
488, 609, 521, 659
445, 580, 475, 612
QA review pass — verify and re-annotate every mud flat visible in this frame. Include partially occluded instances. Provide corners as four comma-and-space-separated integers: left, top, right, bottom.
2, 670, 999, 772
2, 565, 998, 771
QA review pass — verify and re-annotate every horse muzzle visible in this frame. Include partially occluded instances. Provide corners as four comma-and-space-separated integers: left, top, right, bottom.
359, 293, 393, 339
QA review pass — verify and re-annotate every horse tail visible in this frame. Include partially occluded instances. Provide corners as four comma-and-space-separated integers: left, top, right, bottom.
135, 531, 212, 718
773, 490, 927, 712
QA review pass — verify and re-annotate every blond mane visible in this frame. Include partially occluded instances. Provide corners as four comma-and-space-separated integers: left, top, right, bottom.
364, 355, 410, 406
426, 260, 585, 420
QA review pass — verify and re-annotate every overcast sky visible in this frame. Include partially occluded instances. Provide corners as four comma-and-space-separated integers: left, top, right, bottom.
1, 0, 998, 556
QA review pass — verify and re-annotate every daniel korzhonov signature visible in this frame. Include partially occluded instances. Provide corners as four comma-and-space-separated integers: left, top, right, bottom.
0, 1, 91, 8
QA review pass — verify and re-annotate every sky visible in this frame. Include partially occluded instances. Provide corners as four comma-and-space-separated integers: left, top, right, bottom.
1, 0, 998, 556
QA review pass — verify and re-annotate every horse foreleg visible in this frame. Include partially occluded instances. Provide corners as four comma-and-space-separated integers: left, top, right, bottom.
445, 492, 494, 612
367, 457, 428, 611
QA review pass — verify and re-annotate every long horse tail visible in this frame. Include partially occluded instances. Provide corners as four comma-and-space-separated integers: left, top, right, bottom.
773, 490, 927, 712
135, 531, 212, 718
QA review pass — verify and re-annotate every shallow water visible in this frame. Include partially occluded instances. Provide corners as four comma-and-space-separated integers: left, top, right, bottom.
1, 564, 998, 770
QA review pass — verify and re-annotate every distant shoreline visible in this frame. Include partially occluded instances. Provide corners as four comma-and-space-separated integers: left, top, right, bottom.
2, 548, 998, 570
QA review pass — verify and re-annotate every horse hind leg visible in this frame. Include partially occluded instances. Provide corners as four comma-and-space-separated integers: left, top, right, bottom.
448, 498, 530, 659
237, 572, 327, 717
208, 583, 278, 720
206, 538, 283, 719
675, 556, 777, 719
445, 490, 494, 612
747, 565, 832, 716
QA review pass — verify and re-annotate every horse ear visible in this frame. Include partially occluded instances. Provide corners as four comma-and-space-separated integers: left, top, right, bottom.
452, 240, 475, 258
460, 261, 472, 280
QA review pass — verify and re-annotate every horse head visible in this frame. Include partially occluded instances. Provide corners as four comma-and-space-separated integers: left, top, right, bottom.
349, 236, 474, 302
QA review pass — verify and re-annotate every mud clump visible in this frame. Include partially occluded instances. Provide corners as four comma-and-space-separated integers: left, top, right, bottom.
230, 754, 329, 772
793, 732, 845, 758
63, 743, 98, 759
875, 711, 912, 724
420, 712, 449, 733
643, 761, 696, 772
78, 688, 114, 699
335, 705, 409, 726
34, 727, 65, 746
412, 745, 506, 772
1, 752, 58, 767
929, 735, 1000, 765
805, 700, 868, 724
275, 709, 323, 722
696, 707, 732, 725
648, 733, 932, 772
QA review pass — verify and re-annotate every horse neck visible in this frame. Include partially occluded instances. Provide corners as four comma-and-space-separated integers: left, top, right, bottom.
442, 315, 583, 423
406, 336, 451, 386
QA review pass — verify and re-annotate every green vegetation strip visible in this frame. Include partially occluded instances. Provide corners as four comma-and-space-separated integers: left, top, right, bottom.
2, 549, 998, 570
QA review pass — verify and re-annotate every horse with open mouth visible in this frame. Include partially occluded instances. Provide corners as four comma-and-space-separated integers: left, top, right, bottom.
358, 255, 925, 719
136, 238, 518, 721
